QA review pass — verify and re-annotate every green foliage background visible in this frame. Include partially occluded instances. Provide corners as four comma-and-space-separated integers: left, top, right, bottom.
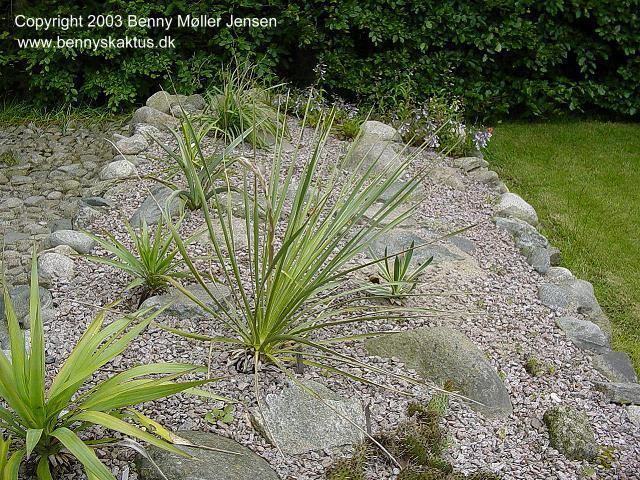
1, 0, 639, 117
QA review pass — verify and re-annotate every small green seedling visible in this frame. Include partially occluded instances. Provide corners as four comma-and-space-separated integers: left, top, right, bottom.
525, 356, 545, 377
205, 404, 235, 424
337, 118, 362, 140
0, 150, 18, 166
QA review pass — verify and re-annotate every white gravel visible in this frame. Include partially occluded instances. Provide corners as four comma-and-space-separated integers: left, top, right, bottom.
41, 118, 640, 480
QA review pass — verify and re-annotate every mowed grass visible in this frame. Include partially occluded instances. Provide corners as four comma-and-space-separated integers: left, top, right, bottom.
485, 121, 640, 372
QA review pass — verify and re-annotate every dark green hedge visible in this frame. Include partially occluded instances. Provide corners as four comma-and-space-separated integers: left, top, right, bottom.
2, 0, 639, 118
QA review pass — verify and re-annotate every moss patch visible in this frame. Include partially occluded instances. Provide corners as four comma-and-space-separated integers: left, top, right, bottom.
326, 389, 500, 479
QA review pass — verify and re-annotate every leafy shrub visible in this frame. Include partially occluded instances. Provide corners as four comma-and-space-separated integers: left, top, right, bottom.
394, 96, 466, 154
288, 87, 327, 128
2, 1, 639, 117
0, 257, 217, 479
365, 242, 432, 304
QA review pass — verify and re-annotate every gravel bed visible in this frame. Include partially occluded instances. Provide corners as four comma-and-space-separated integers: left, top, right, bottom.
0, 121, 125, 284
41, 118, 640, 479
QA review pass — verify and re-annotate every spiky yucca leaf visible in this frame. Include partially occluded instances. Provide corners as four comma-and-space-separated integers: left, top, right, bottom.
0, 252, 219, 479
149, 115, 251, 211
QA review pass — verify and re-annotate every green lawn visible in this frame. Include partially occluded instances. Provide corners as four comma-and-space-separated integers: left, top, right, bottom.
485, 121, 640, 372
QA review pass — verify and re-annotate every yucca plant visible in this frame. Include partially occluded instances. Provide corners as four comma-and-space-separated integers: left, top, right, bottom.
0, 256, 220, 479
164, 101, 433, 388
365, 241, 433, 304
85, 216, 196, 303
150, 116, 249, 211
204, 62, 287, 148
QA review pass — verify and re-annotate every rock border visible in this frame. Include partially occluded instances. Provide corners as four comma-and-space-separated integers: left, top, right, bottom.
456, 149, 640, 421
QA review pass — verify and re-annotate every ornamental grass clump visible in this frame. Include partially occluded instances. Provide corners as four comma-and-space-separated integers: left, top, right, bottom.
204, 62, 286, 148
0, 257, 219, 479
164, 101, 431, 389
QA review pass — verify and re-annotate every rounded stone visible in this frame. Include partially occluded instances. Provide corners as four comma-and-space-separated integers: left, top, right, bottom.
24, 195, 45, 207
2, 197, 24, 209
428, 166, 465, 190
132, 123, 161, 138
593, 351, 638, 383
555, 316, 609, 353
47, 191, 63, 200
627, 406, 640, 427
346, 138, 405, 175
113, 154, 142, 166
454, 156, 490, 173
48, 218, 73, 232
146, 91, 205, 115
135, 430, 280, 480
0, 285, 53, 329
57, 164, 85, 177
545, 267, 574, 283
130, 186, 184, 226
495, 192, 539, 226
359, 120, 403, 142
526, 247, 551, 274
543, 406, 598, 460
47, 230, 96, 254
61, 179, 81, 192
10, 175, 33, 186
113, 134, 148, 155
130, 106, 178, 131
99, 160, 137, 181
37, 252, 75, 287
365, 326, 513, 418
146, 91, 187, 114
251, 380, 365, 455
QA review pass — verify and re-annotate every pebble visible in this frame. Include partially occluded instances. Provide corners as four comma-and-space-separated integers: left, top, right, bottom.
2, 197, 24, 209
47, 191, 63, 200
24, 195, 45, 207
10, 175, 33, 185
